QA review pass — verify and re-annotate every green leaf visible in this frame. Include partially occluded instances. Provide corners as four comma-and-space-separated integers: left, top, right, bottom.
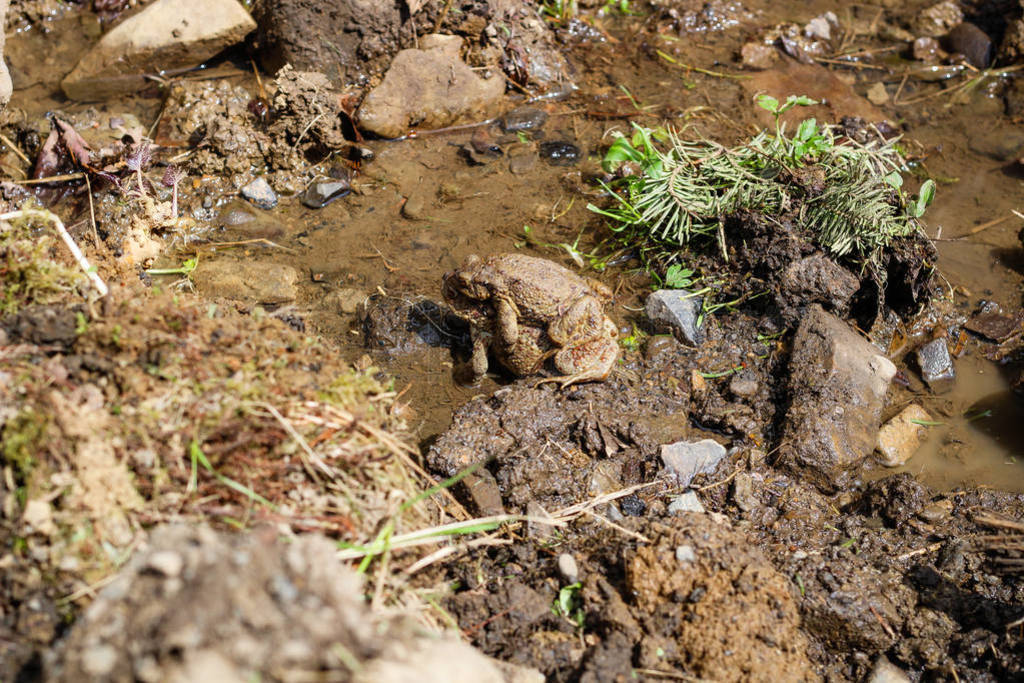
884, 170, 903, 189
918, 179, 936, 207
756, 94, 779, 113
795, 118, 817, 142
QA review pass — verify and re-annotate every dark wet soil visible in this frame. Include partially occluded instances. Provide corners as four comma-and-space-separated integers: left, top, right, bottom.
5, 0, 1024, 681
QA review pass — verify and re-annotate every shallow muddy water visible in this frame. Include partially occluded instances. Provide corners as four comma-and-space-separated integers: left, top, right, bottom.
6, 0, 1024, 491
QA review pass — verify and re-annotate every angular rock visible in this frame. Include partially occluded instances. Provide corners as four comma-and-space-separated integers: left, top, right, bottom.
241, 177, 279, 210
668, 491, 705, 515
779, 305, 896, 491
192, 261, 298, 304
62, 0, 256, 100
358, 35, 505, 139
660, 439, 726, 487
876, 404, 931, 467
917, 338, 955, 393
646, 289, 704, 346
947, 22, 992, 69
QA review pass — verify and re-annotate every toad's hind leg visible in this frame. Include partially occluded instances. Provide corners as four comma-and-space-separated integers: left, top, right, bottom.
536, 327, 620, 388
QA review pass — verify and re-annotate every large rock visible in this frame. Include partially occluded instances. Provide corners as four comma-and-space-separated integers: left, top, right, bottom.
62, 0, 256, 100
252, 0, 407, 86
46, 525, 527, 682
778, 305, 896, 491
358, 35, 505, 138
192, 260, 298, 304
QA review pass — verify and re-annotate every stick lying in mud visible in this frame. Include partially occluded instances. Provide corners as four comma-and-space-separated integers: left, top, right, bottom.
0, 208, 109, 297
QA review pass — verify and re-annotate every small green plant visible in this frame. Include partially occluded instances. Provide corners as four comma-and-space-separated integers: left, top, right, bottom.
619, 324, 647, 352
590, 95, 936, 269
662, 263, 696, 289
146, 255, 199, 279
540, 0, 578, 22
553, 582, 585, 629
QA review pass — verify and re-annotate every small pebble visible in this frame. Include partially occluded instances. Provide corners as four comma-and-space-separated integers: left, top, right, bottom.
557, 553, 579, 584
539, 141, 581, 166
81, 644, 119, 676
675, 545, 696, 564
302, 179, 351, 209
240, 177, 278, 210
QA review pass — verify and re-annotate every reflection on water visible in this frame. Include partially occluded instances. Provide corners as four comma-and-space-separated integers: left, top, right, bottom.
889, 353, 1024, 493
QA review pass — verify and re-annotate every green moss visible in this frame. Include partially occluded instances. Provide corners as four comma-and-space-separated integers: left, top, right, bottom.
1, 408, 49, 483
0, 212, 84, 315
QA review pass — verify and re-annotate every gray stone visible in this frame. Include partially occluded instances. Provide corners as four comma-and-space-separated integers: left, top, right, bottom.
241, 177, 278, 210
668, 491, 705, 515
557, 553, 579, 584
916, 338, 955, 393
645, 289, 704, 346
778, 305, 896, 491
660, 439, 726, 487
357, 35, 505, 139
969, 126, 1024, 162
867, 656, 910, 683
731, 472, 758, 512
675, 545, 697, 564
192, 261, 298, 305
62, 0, 256, 100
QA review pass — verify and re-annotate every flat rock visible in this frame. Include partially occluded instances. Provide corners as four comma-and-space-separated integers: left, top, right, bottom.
358, 35, 505, 139
917, 338, 955, 393
965, 311, 1021, 342
192, 260, 298, 304
779, 305, 896, 491
646, 289, 704, 346
62, 0, 256, 100
876, 404, 931, 467
660, 439, 726, 487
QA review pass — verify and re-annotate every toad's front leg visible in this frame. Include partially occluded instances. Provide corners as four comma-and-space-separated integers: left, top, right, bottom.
470, 327, 492, 379
494, 296, 520, 347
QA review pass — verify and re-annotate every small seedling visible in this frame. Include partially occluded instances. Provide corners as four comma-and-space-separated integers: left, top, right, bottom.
662, 263, 696, 289
756, 93, 818, 133
146, 256, 199, 280
553, 581, 585, 629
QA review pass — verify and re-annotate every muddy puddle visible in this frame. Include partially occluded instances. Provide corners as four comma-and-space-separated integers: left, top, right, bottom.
5, 0, 1024, 680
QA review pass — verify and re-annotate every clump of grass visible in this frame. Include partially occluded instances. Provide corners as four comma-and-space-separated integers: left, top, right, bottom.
590, 95, 935, 270
0, 211, 86, 315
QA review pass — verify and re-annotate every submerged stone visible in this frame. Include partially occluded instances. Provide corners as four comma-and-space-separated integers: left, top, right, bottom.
538, 141, 581, 166
876, 404, 931, 467
917, 338, 955, 393
240, 177, 278, 210
302, 179, 351, 209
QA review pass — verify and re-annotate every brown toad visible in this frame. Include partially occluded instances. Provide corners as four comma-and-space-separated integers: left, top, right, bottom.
442, 253, 619, 386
